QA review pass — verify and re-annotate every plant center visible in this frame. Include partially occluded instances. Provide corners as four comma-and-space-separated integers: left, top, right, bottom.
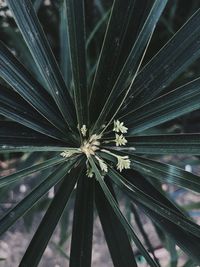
60, 121, 132, 177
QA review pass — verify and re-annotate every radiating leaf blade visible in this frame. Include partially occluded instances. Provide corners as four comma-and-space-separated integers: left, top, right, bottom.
95, 180, 137, 267
106, 133, 200, 155
0, 156, 79, 236
127, 154, 200, 193
121, 77, 200, 134
19, 166, 80, 267
66, 0, 88, 127
89, 0, 145, 119
0, 156, 66, 188
70, 171, 94, 267
0, 121, 73, 152
89, 157, 159, 267
59, 0, 72, 89
92, 0, 168, 132
0, 87, 64, 140
127, 8, 200, 109
0, 41, 67, 133
104, 164, 200, 239
7, 0, 76, 128
134, 185, 200, 264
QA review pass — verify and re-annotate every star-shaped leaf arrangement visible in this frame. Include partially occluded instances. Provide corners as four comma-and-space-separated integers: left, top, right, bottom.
1, 0, 200, 266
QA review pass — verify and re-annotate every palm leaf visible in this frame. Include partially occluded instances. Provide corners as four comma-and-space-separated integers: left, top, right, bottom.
106, 133, 200, 155
0, 87, 64, 140
0, 157, 79, 236
92, 0, 168, 132
89, 0, 143, 116
110, 169, 200, 263
89, 157, 159, 267
59, 0, 72, 88
95, 180, 138, 267
70, 171, 94, 267
105, 165, 200, 239
121, 78, 200, 134
0, 155, 66, 188
128, 8, 200, 108
7, 0, 76, 128
19, 166, 81, 267
0, 41, 67, 133
1, 1, 200, 265
66, 0, 88, 127
129, 155, 200, 193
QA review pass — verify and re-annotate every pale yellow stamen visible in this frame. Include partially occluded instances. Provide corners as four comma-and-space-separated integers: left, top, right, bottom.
115, 134, 127, 146
80, 125, 87, 137
116, 156, 131, 172
113, 120, 128, 133
95, 155, 108, 173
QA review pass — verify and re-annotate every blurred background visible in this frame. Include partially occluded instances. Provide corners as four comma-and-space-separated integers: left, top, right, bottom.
0, 0, 200, 266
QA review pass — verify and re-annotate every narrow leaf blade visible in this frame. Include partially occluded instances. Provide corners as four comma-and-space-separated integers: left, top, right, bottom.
122, 78, 200, 134
128, 8, 200, 109
0, 157, 78, 235
7, 0, 76, 128
66, 0, 88, 127
92, 0, 168, 132
95, 180, 137, 267
0, 156, 66, 188
19, 166, 80, 267
89, 157, 159, 267
70, 172, 94, 267
0, 41, 66, 133
108, 133, 200, 155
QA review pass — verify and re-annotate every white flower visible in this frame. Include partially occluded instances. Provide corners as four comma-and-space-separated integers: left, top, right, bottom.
60, 149, 79, 158
113, 120, 128, 133
116, 156, 131, 172
89, 134, 102, 143
80, 125, 87, 137
100, 149, 131, 172
95, 156, 108, 173
86, 166, 94, 178
81, 141, 95, 157
80, 134, 102, 157
115, 134, 127, 146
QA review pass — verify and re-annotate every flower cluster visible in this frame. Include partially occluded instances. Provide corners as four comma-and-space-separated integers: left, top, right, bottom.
101, 149, 131, 172
80, 124, 87, 137
115, 134, 127, 146
113, 120, 128, 147
60, 120, 132, 178
80, 133, 101, 158
60, 149, 80, 158
113, 120, 128, 133
116, 155, 131, 172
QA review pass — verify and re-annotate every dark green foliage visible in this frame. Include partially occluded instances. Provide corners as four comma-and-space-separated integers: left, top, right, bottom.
0, 0, 200, 266
95, 180, 137, 267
